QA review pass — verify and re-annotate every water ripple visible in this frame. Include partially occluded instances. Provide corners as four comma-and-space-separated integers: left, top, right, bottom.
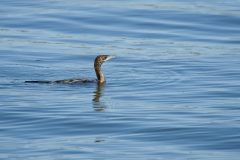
1, 1, 240, 160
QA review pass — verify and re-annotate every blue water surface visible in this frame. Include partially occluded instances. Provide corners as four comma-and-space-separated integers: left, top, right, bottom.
0, 0, 240, 159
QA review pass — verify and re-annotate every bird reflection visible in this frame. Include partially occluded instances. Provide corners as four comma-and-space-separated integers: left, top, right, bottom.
92, 83, 107, 111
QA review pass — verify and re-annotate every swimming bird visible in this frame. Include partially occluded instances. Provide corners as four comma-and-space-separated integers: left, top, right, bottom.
25, 55, 115, 84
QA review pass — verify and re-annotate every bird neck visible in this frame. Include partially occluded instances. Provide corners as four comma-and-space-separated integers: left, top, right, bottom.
94, 63, 105, 83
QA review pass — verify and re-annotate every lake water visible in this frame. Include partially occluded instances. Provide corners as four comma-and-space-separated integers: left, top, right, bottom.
1, 0, 240, 159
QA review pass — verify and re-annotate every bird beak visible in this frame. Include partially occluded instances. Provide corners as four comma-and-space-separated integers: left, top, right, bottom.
105, 55, 115, 61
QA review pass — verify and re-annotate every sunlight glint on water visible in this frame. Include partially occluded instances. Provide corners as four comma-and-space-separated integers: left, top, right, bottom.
0, 1, 240, 160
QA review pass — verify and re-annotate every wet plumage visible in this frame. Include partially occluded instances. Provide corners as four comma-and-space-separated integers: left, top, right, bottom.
25, 55, 114, 84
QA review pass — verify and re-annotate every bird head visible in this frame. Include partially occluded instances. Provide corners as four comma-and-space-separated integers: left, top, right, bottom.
95, 55, 115, 66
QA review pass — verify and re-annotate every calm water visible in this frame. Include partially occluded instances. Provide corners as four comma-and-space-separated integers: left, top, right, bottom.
1, 0, 240, 159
